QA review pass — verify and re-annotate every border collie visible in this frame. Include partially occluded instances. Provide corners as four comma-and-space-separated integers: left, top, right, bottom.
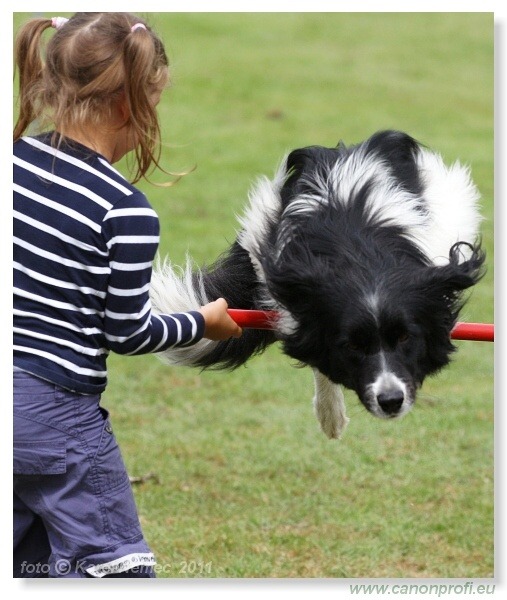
150, 130, 485, 439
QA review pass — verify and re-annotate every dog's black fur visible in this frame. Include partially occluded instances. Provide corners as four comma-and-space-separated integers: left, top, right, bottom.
152, 130, 485, 431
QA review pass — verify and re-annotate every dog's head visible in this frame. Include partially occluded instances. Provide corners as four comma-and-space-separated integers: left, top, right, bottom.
265, 240, 485, 419
260, 131, 485, 420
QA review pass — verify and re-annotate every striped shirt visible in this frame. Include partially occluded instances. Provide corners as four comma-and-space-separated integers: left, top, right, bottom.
14, 134, 205, 394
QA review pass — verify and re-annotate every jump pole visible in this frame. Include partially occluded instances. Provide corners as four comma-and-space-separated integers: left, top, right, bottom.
227, 309, 494, 342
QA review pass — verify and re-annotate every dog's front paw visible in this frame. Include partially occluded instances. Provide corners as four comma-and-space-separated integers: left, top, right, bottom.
312, 369, 349, 440
314, 395, 350, 439
322, 411, 350, 440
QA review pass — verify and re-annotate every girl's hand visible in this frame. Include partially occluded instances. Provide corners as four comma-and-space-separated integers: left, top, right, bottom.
199, 298, 243, 341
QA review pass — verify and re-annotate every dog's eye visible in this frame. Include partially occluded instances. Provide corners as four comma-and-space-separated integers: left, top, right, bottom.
347, 341, 361, 352
397, 332, 409, 344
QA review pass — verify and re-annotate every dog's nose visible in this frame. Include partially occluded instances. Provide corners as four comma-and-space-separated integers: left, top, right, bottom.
377, 390, 404, 415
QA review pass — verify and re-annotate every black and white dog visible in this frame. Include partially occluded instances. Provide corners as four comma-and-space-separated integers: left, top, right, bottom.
150, 130, 485, 439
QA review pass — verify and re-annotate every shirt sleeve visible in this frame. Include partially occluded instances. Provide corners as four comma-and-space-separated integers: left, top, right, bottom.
101, 191, 205, 355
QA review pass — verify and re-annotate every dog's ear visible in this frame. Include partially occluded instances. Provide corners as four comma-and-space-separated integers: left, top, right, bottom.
406, 240, 486, 375
365, 130, 420, 162
365, 130, 422, 193
429, 240, 485, 294
415, 240, 486, 327
281, 146, 340, 208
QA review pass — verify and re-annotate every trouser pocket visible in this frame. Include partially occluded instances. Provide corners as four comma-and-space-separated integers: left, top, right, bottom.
92, 410, 142, 536
14, 408, 68, 477
14, 439, 67, 476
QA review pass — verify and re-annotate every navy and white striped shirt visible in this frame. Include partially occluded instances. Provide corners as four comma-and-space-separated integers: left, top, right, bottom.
14, 134, 205, 394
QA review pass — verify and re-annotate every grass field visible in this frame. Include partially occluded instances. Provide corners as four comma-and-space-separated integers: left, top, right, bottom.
13, 12, 494, 579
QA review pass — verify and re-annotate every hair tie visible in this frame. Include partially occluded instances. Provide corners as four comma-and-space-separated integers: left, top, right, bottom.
131, 23, 147, 33
51, 17, 69, 29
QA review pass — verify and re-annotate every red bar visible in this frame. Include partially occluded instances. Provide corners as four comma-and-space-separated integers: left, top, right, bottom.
228, 309, 494, 342
227, 309, 278, 330
451, 322, 494, 342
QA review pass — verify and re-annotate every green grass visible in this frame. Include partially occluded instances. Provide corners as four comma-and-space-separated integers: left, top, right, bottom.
14, 12, 494, 578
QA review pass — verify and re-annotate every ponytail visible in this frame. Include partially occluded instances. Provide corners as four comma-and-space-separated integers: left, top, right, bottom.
122, 23, 167, 183
14, 18, 53, 140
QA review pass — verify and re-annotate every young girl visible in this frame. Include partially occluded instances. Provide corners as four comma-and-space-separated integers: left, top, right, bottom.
13, 12, 242, 578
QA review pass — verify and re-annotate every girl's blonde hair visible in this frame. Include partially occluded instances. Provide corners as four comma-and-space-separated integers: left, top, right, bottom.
14, 12, 169, 183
